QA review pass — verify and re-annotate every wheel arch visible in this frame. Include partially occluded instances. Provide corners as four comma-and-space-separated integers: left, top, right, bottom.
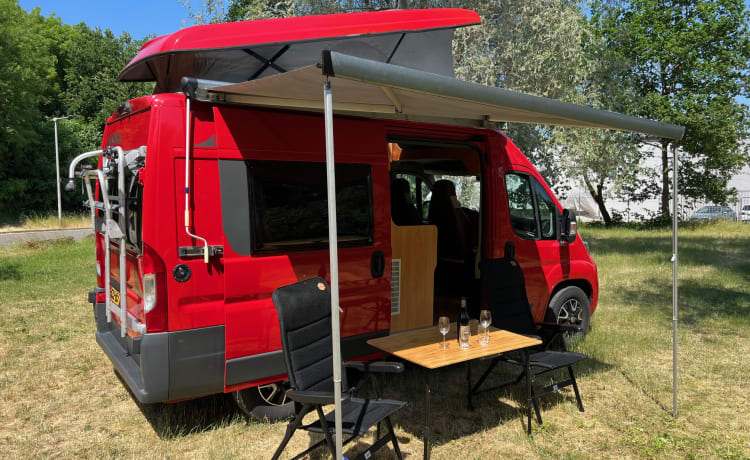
548, 279, 593, 310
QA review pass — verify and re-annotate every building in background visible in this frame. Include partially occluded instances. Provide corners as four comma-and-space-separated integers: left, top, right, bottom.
559, 142, 750, 222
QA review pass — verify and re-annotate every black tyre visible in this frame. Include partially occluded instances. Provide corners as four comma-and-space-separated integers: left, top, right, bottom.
546, 286, 591, 344
233, 381, 295, 422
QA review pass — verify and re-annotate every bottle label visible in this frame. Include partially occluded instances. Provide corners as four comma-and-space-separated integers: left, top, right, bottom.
459, 325, 471, 348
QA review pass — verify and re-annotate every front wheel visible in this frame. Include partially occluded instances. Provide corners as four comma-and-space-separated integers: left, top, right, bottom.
546, 286, 591, 345
233, 381, 295, 422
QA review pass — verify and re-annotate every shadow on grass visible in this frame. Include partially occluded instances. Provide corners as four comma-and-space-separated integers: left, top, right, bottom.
610, 276, 750, 326
588, 234, 750, 282
0, 262, 22, 281
350, 356, 614, 452
116, 372, 242, 439
115, 353, 613, 453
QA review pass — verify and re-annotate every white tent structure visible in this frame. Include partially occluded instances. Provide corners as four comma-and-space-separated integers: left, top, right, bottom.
188, 50, 685, 458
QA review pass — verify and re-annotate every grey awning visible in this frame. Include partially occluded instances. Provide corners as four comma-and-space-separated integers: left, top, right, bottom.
202, 51, 684, 140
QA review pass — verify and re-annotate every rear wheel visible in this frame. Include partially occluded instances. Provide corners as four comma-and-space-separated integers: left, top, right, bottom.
233, 381, 295, 422
546, 286, 591, 344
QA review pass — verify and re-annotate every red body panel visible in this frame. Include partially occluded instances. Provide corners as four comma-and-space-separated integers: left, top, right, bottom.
97, 93, 598, 396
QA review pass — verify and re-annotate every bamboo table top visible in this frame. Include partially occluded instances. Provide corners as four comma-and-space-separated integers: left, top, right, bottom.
368, 322, 541, 370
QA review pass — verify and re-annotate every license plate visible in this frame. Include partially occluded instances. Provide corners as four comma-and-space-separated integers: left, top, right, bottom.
110, 286, 121, 306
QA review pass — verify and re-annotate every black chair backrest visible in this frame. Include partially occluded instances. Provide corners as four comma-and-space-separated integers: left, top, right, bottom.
272, 277, 346, 393
481, 241, 537, 336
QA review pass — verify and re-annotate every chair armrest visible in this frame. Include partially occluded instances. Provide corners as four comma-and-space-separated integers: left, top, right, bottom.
345, 361, 404, 374
286, 390, 351, 405
536, 322, 583, 333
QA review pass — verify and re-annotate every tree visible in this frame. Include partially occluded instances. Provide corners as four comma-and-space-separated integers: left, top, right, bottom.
0, 1, 153, 219
591, 0, 750, 217
61, 25, 153, 149
0, 1, 60, 218
452, 0, 593, 194
556, 128, 643, 224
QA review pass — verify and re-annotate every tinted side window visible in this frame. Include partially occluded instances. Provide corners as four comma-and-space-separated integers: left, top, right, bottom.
505, 173, 538, 239
533, 179, 557, 240
248, 160, 373, 253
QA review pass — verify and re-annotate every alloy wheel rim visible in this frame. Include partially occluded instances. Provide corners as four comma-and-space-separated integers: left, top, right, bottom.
257, 382, 289, 406
557, 298, 582, 325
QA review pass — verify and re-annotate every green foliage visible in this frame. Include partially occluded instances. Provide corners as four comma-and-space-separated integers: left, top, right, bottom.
451, 0, 596, 196
0, 0, 152, 221
591, 0, 750, 214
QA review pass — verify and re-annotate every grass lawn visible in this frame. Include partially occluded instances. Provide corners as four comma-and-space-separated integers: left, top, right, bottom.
0, 222, 748, 459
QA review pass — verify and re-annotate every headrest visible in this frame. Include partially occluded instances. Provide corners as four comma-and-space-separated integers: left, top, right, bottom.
504, 241, 515, 259
391, 178, 411, 200
432, 179, 456, 197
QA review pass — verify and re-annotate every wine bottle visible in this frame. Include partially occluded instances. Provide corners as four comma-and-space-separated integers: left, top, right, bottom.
458, 297, 470, 349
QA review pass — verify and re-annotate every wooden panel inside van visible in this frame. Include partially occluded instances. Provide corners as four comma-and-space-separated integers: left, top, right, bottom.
390, 223, 437, 332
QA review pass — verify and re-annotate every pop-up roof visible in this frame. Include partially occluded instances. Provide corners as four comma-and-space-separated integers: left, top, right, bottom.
119, 8, 480, 93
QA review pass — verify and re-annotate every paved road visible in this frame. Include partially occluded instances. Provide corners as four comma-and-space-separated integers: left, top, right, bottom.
0, 228, 93, 248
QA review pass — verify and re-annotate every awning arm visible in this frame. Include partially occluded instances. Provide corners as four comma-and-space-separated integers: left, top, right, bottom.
380, 86, 402, 112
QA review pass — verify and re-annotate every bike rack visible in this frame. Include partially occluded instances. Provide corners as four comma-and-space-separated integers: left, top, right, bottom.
68, 146, 147, 337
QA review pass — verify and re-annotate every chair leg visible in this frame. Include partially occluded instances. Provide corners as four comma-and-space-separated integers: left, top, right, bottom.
316, 406, 336, 456
385, 416, 403, 460
568, 366, 584, 412
466, 361, 474, 411
532, 393, 543, 425
271, 404, 310, 460
524, 351, 533, 435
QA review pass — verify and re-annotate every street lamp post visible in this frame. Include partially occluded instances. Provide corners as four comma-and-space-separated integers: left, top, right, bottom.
52, 115, 74, 226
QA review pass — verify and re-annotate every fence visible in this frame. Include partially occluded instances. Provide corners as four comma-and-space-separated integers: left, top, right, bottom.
679, 190, 750, 221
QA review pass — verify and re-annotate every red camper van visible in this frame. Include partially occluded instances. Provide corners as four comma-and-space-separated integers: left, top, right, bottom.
66, 9, 599, 417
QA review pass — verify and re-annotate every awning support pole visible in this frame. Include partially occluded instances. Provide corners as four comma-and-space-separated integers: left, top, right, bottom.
323, 77, 344, 460
672, 142, 679, 418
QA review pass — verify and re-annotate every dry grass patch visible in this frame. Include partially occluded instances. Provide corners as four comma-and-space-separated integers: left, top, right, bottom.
0, 212, 90, 233
1, 222, 749, 458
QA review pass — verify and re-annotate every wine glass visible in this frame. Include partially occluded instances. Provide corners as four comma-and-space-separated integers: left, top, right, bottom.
479, 309, 492, 345
438, 316, 450, 350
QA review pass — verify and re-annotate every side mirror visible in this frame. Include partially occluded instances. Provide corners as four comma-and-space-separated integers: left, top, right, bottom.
561, 209, 578, 243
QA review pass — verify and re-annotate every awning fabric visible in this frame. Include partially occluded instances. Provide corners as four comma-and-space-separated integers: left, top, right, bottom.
203, 51, 685, 140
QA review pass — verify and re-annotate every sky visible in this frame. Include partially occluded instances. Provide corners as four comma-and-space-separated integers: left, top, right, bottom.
18, 0, 191, 40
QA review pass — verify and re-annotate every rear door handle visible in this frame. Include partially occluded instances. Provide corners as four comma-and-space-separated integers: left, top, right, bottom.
371, 251, 385, 278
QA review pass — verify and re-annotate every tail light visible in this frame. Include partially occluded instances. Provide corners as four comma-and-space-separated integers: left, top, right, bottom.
95, 237, 104, 287
141, 243, 167, 332
143, 274, 156, 313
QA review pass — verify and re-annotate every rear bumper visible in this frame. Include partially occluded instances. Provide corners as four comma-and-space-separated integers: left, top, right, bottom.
92, 299, 224, 404
91, 294, 386, 403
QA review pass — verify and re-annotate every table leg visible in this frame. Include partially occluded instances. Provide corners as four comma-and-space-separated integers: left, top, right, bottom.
424, 368, 431, 460
525, 349, 532, 435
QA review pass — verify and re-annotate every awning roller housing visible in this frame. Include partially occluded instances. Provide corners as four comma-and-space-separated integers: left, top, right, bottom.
200, 50, 684, 140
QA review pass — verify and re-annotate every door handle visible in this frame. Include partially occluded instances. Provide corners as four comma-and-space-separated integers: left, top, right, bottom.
371, 251, 385, 278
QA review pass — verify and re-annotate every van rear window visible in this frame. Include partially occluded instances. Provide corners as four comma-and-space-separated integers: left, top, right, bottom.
246, 160, 373, 253
218, 159, 374, 255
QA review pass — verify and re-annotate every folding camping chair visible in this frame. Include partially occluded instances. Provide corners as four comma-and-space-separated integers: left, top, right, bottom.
472, 242, 586, 429
271, 277, 406, 460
